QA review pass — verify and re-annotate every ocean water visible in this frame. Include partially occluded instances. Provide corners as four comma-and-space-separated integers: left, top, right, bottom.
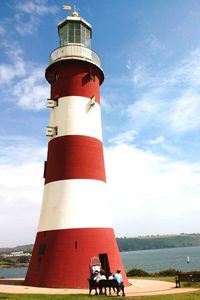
121, 246, 200, 272
0, 267, 27, 278
0, 246, 200, 278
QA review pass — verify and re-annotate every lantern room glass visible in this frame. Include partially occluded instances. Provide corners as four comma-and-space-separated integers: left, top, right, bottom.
59, 21, 91, 48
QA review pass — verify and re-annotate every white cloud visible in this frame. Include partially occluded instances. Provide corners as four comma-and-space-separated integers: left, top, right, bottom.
168, 91, 200, 132
100, 96, 113, 111
0, 161, 44, 247
0, 43, 26, 85
145, 34, 165, 51
0, 41, 48, 110
148, 136, 165, 145
126, 47, 200, 135
0, 135, 46, 164
173, 49, 200, 86
16, 0, 58, 16
1, 138, 200, 245
131, 64, 147, 86
15, 15, 40, 35
14, 0, 58, 36
109, 130, 137, 145
4, 42, 24, 62
0, 136, 46, 247
0, 61, 26, 85
105, 143, 200, 237
127, 96, 165, 129
0, 25, 6, 35
146, 136, 179, 156
12, 68, 49, 110
127, 89, 200, 135
127, 45, 200, 91
126, 59, 132, 70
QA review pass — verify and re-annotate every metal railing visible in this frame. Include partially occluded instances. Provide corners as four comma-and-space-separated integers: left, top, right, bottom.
49, 44, 102, 68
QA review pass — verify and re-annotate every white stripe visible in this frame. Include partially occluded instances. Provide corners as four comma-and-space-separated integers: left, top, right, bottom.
49, 96, 102, 141
38, 179, 113, 232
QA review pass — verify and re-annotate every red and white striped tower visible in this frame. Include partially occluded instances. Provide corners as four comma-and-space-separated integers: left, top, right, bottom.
25, 10, 128, 289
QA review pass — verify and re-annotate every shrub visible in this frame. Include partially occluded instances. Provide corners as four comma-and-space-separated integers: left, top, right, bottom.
154, 269, 181, 276
127, 268, 150, 277
126, 268, 200, 277
182, 270, 200, 276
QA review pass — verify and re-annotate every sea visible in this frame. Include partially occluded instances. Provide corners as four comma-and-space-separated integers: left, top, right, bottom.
0, 246, 200, 278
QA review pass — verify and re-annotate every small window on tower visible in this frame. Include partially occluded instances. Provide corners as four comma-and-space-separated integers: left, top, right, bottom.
55, 73, 59, 81
38, 244, 46, 255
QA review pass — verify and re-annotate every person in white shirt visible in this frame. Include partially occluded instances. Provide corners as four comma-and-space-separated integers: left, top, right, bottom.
96, 269, 107, 295
108, 272, 116, 295
96, 270, 106, 283
114, 269, 125, 297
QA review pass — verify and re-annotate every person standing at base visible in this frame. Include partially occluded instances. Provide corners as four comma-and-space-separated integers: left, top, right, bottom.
96, 269, 107, 295
114, 269, 125, 297
108, 272, 116, 295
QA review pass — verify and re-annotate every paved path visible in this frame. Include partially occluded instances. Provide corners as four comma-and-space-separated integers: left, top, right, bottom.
0, 278, 199, 296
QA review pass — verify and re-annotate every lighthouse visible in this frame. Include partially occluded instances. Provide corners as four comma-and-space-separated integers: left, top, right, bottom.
25, 9, 128, 289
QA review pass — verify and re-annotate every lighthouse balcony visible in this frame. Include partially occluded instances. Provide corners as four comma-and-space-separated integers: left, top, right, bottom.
49, 45, 102, 69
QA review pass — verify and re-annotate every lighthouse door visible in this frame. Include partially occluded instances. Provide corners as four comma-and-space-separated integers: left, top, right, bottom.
99, 253, 110, 277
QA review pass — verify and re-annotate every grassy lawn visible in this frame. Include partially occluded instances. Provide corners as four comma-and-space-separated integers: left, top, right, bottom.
1, 276, 200, 299
129, 276, 174, 282
129, 276, 200, 288
0, 291, 200, 299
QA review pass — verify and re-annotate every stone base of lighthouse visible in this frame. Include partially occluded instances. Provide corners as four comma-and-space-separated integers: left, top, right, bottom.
25, 228, 128, 288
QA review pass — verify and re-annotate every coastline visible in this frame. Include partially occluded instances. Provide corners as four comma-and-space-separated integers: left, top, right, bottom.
0, 263, 28, 269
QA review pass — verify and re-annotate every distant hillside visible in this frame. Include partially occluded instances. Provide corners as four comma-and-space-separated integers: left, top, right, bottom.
0, 244, 33, 254
1, 234, 200, 253
117, 233, 200, 252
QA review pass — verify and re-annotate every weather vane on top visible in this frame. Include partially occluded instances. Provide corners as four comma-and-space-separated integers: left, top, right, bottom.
63, 4, 79, 17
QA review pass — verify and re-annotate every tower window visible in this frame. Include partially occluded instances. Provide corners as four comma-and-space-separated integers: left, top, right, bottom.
55, 73, 59, 81
38, 244, 46, 255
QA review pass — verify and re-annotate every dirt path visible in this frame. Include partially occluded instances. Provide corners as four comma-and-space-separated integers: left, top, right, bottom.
0, 278, 199, 296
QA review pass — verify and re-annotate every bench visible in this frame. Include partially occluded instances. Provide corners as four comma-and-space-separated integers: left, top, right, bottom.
175, 274, 200, 287
88, 279, 125, 296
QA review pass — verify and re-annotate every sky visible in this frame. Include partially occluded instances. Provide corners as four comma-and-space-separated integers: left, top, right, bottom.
1, 0, 200, 247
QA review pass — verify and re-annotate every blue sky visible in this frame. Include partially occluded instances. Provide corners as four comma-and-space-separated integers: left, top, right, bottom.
1, 0, 200, 247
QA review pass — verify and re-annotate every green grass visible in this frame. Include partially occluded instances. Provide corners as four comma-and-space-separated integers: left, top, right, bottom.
128, 276, 174, 282
0, 292, 200, 300
129, 276, 200, 287
181, 282, 200, 288
1, 276, 200, 299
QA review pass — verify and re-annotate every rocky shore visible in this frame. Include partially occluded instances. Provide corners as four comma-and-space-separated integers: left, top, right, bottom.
0, 263, 28, 268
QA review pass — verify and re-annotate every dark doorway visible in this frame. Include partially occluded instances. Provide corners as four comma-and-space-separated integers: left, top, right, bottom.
99, 253, 110, 277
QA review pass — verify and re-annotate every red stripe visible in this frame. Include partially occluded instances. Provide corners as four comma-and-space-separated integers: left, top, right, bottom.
25, 228, 128, 288
45, 60, 104, 104
45, 135, 106, 184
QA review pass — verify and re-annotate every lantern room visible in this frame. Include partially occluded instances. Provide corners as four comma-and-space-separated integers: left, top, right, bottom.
58, 13, 92, 49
